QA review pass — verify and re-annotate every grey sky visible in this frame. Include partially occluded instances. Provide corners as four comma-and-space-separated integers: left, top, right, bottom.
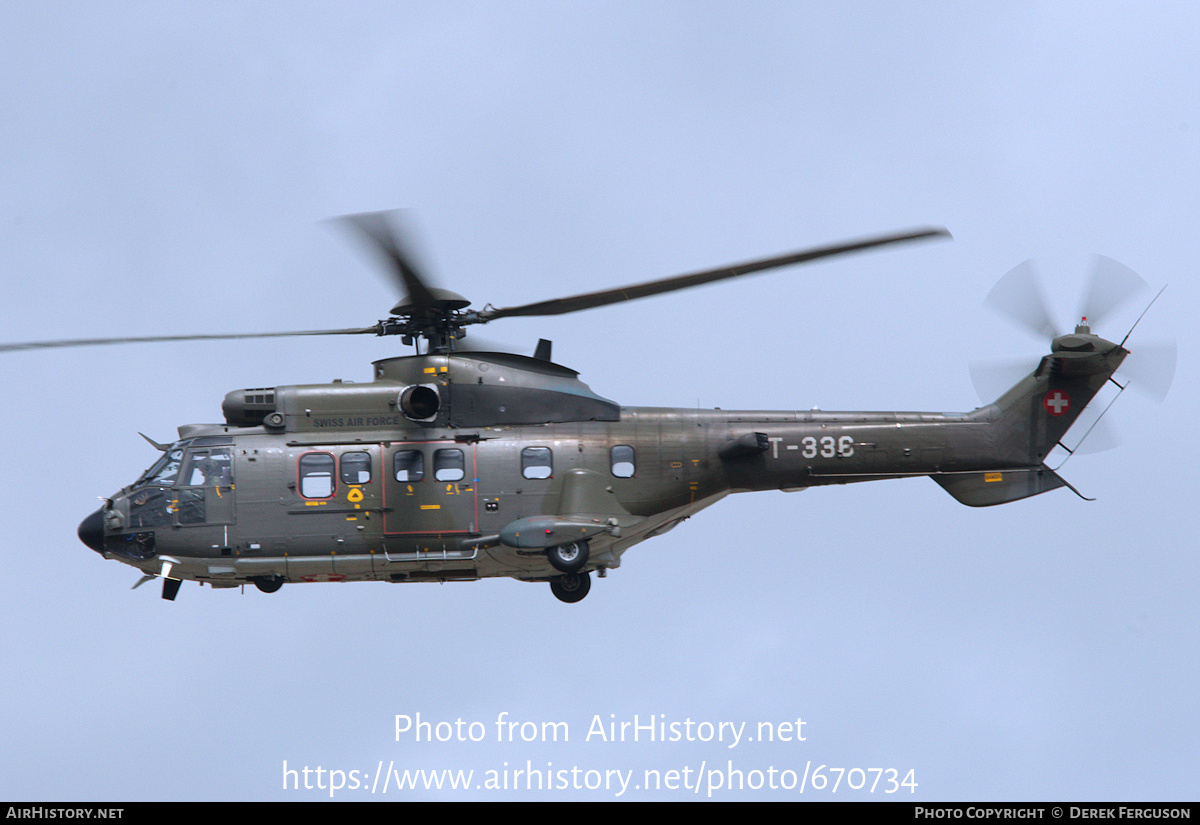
1, 2, 1196, 800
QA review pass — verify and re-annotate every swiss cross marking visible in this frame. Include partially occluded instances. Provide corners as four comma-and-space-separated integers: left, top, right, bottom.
1043, 390, 1070, 416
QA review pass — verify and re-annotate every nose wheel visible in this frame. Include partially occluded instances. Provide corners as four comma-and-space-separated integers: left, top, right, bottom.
549, 571, 591, 603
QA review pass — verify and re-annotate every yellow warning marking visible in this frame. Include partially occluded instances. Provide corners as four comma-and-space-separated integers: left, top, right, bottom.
420, 504, 441, 510
985, 472, 1003, 483
347, 488, 364, 503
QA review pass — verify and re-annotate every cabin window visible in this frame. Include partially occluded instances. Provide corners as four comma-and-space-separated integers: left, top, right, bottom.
434, 449, 465, 482
299, 452, 335, 499
394, 449, 424, 482
521, 447, 553, 479
611, 445, 635, 478
340, 451, 372, 484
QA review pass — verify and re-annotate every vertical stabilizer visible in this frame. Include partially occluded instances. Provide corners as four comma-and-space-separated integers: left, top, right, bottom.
935, 324, 1127, 506
987, 327, 1127, 467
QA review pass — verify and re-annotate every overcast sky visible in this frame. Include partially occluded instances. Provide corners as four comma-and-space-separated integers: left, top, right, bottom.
2, 2, 1197, 801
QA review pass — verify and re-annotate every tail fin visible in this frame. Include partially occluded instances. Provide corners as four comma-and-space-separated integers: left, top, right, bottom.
936, 324, 1127, 506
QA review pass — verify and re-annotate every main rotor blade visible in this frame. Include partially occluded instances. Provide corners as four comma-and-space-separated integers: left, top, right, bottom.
480, 227, 951, 321
0, 327, 378, 354
334, 210, 440, 312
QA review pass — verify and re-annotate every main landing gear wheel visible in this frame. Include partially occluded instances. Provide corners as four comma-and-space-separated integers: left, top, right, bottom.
251, 576, 284, 594
550, 571, 591, 603
546, 539, 590, 574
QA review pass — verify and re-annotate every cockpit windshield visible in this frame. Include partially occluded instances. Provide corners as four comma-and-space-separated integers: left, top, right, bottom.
134, 446, 185, 488
131, 438, 236, 491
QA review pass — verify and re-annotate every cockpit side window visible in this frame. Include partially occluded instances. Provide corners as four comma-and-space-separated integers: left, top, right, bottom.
183, 448, 233, 486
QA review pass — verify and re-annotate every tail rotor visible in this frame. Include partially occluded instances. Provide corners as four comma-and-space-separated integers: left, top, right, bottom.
970, 254, 1175, 456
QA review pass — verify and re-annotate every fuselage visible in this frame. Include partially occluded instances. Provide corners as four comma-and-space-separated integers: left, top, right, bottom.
80, 405, 995, 588
77, 338, 1125, 598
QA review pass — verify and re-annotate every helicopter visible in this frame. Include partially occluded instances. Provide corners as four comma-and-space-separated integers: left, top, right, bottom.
7, 212, 1168, 603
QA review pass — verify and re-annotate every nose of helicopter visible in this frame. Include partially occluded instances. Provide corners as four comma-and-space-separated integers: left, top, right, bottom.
78, 508, 105, 553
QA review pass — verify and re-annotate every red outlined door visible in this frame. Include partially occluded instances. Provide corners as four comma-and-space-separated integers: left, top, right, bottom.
383, 441, 480, 536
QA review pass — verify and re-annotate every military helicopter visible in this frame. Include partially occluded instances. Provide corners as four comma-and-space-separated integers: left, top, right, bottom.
6, 213, 1170, 603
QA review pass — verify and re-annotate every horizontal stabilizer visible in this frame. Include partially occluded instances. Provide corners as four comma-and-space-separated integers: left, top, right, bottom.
933, 465, 1067, 507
